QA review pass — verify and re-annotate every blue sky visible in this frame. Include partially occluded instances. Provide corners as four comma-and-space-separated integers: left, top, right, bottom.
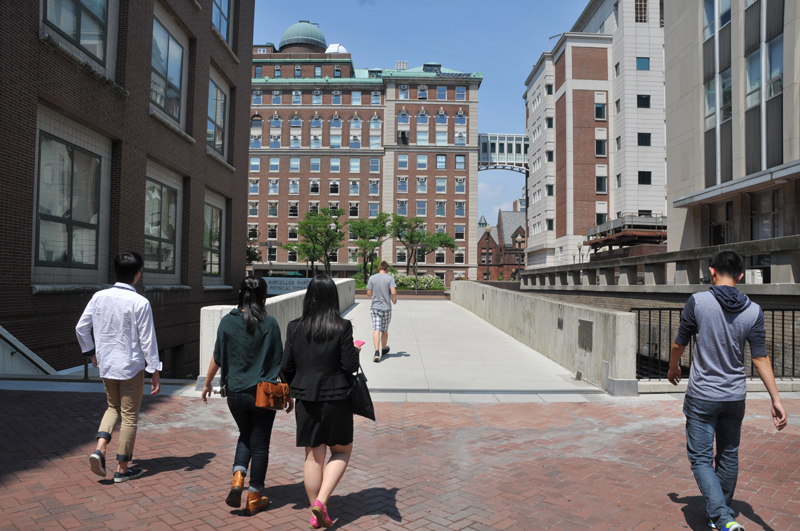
253, 0, 588, 224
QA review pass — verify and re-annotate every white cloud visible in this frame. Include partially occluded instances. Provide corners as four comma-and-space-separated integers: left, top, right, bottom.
491, 202, 513, 218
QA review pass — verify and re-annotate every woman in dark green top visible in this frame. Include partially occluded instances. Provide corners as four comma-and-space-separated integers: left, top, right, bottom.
201, 276, 292, 516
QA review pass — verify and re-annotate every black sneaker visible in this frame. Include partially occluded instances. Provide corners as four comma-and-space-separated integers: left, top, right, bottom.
89, 450, 106, 477
381, 346, 390, 357
114, 468, 144, 483
373, 350, 380, 362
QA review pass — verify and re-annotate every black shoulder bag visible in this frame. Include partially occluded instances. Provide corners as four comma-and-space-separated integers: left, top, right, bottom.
347, 364, 375, 421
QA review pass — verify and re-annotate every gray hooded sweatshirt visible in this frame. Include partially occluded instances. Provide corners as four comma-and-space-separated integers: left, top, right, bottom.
675, 285, 767, 402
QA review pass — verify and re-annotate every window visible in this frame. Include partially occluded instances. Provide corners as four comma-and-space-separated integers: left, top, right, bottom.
350, 134, 362, 149
546, 219, 554, 231
616, 136, 623, 150
454, 114, 467, 126
267, 158, 278, 172
436, 155, 447, 169
349, 179, 359, 195
332, 91, 342, 105
436, 131, 447, 146
370, 117, 381, 130
294, 65, 302, 78
143, 180, 177, 272
638, 171, 652, 185
614, 63, 620, 77
351, 91, 361, 105
247, 223, 258, 241
596, 175, 607, 193
616, 174, 622, 188
546, 117, 554, 128
349, 202, 359, 217
454, 225, 465, 240
309, 201, 319, 213
268, 202, 278, 216
287, 248, 298, 262
310, 158, 320, 173
704, 79, 716, 130
255, 66, 262, 78
746, 50, 761, 109
288, 179, 299, 195
435, 224, 446, 234
399, 86, 409, 100
455, 155, 466, 170
267, 247, 277, 261
415, 155, 427, 170
369, 179, 380, 195
596, 213, 608, 225
546, 184, 554, 196
290, 116, 302, 129
369, 203, 379, 218
45, 0, 108, 62
545, 84, 553, 95
638, 133, 652, 146
436, 177, 446, 193
211, 0, 230, 41
454, 249, 465, 264
330, 134, 341, 149
435, 113, 448, 126
274, 65, 281, 78
314, 66, 321, 78
330, 158, 340, 172
638, 210, 653, 217
595, 103, 606, 120
249, 179, 259, 194
268, 179, 278, 194
207, 79, 227, 154
635, 0, 647, 22
596, 140, 607, 156
546, 150, 554, 162
333, 65, 341, 78
637, 95, 650, 109
267, 225, 277, 239
272, 91, 281, 104
417, 131, 429, 145
305, 179, 318, 196
250, 157, 260, 172
416, 200, 427, 216
371, 91, 381, 105
636, 57, 650, 71
719, 0, 731, 28
287, 225, 298, 240
253, 91, 262, 105
418, 86, 428, 99
456, 131, 467, 145
398, 154, 408, 170
767, 35, 783, 99
397, 177, 408, 193
720, 68, 732, 122
290, 157, 300, 171
330, 179, 340, 194
417, 177, 427, 193
397, 200, 408, 216
270, 115, 281, 128
290, 135, 300, 149
435, 249, 446, 263
203, 204, 222, 275
292, 91, 302, 104
396, 248, 407, 263
456, 87, 466, 101
248, 201, 258, 217
454, 201, 465, 217
312, 91, 322, 105
288, 201, 299, 217
348, 248, 358, 263
436, 201, 446, 217
437, 86, 447, 100
366, 158, 379, 173
151, 20, 184, 121
397, 112, 410, 125
418, 112, 429, 125
349, 158, 360, 173
369, 135, 381, 149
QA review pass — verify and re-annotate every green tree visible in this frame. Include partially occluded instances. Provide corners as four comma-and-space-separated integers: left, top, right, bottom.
291, 208, 345, 276
349, 212, 392, 280
246, 229, 262, 265
416, 232, 458, 266
390, 215, 426, 274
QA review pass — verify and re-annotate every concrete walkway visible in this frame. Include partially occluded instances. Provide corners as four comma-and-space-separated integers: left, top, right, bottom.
346, 299, 602, 402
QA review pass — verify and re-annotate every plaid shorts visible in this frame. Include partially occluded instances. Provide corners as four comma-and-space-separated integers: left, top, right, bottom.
370, 309, 392, 332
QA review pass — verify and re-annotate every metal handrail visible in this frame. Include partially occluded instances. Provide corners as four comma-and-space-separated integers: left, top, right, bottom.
0, 325, 57, 375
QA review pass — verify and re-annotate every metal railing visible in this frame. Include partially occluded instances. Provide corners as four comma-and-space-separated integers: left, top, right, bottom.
634, 307, 799, 380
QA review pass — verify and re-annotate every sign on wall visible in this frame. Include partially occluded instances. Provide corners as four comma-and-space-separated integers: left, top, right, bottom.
265, 277, 311, 296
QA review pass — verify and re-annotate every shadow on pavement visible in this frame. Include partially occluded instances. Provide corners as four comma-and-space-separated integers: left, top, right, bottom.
135, 452, 216, 477
379, 351, 410, 361
668, 492, 776, 531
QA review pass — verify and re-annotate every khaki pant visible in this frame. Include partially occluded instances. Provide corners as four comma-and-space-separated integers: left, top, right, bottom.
97, 370, 144, 462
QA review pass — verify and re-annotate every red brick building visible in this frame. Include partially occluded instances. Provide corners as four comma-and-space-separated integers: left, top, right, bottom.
247, 22, 483, 284
0, 0, 255, 377
477, 212, 527, 281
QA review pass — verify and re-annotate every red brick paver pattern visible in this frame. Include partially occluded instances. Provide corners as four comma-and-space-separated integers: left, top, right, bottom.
0, 391, 798, 530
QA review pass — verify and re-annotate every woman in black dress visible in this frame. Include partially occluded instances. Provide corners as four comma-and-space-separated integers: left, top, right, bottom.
282, 275, 361, 528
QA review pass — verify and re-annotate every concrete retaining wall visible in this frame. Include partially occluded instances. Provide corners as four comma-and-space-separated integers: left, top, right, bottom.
0, 325, 57, 376
197, 279, 355, 387
450, 281, 638, 396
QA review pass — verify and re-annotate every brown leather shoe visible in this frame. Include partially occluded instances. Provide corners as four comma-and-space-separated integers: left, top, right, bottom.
244, 491, 270, 516
225, 471, 245, 508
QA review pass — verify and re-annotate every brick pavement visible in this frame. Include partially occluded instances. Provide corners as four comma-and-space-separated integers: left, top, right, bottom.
0, 390, 799, 530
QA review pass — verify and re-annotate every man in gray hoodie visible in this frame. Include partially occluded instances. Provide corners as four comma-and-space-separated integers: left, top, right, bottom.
668, 250, 787, 531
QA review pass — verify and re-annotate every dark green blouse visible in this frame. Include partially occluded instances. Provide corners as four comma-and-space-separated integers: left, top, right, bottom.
213, 309, 283, 393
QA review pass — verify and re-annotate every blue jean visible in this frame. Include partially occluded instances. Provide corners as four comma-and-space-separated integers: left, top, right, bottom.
684, 395, 746, 528
227, 387, 277, 492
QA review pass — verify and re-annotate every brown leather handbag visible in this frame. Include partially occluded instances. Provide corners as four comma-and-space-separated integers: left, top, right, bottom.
255, 380, 290, 411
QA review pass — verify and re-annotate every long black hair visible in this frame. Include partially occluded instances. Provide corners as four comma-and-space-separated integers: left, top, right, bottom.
300, 274, 346, 343
238, 276, 268, 335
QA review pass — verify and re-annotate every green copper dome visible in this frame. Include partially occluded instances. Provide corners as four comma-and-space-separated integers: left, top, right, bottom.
278, 21, 327, 51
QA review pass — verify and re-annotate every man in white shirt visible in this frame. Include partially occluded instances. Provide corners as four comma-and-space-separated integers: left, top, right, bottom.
76, 251, 162, 483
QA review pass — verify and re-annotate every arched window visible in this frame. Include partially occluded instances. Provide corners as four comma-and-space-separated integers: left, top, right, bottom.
454, 111, 467, 126
436, 111, 448, 125
251, 115, 262, 128
370, 116, 382, 129
350, 116, 362, 129
397, 112, 410, 125
269, 114, 281, 128
290, 114, 302, 128
417, 111, 428, 124
331, 115, 342, 128
310, 115, 322, 128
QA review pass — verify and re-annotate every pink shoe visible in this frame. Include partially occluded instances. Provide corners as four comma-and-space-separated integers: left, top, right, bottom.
309, 516, 320, 529
311, 500, 333, 528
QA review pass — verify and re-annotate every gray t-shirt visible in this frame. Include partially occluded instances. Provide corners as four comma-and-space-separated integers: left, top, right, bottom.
367, 273, 396, 311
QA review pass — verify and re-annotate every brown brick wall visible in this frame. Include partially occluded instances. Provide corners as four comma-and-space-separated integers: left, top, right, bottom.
0, 1, 255, 375
555, 95, 567, 239
555, 52, 565, 91
572, 89, 608, 237
571, 47, 608, 80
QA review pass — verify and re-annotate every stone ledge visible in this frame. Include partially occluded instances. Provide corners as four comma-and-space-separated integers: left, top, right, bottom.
149, 108, 196, 144
40, 31, 129, 96
638, 378, 800, 394
210, 25, 240, 65
143, 285, 191, 293
205, 146, 236, 172
32, 284, 112, 295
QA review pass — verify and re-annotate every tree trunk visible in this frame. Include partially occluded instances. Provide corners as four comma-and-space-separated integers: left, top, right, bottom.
405, 247, 413, 274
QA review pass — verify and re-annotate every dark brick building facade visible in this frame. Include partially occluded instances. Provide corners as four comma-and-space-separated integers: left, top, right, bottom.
0, 0, 255, 377
477, 212, 527, 281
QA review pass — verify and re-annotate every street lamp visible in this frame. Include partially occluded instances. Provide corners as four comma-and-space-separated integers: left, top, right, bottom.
515, 234, 524, 280
484, 225, 492, 280
577, 241, 583, 264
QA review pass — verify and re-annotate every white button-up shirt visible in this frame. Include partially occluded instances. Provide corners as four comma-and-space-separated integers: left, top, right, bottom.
75, 283, 162, 380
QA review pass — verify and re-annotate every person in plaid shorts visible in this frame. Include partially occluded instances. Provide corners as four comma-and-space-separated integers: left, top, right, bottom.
366, 261, 397, 363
